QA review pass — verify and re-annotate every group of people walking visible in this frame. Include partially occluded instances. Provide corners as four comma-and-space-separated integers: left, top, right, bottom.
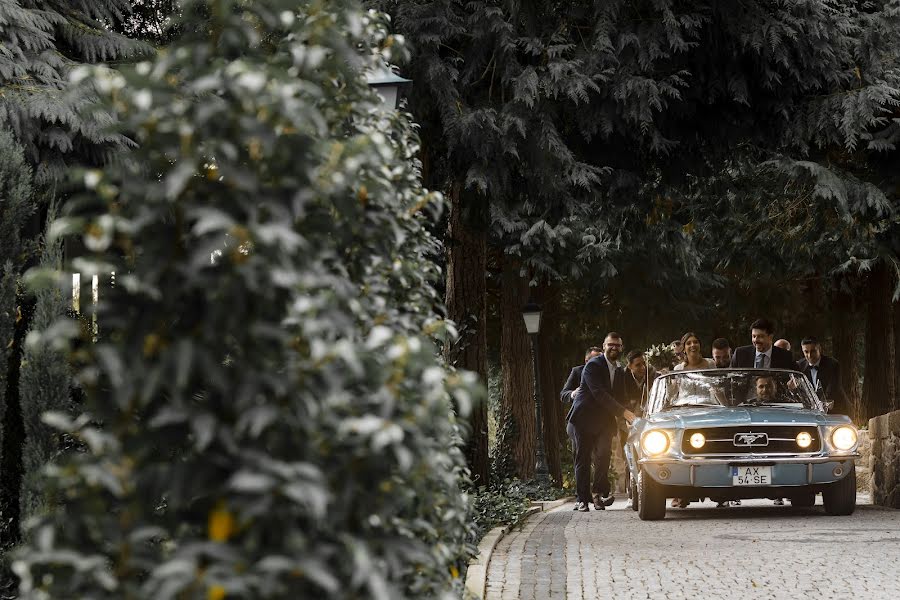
560, 317, 849, 512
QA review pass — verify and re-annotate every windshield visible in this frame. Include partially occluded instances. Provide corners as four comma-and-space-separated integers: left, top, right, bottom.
647, 369, 820, 413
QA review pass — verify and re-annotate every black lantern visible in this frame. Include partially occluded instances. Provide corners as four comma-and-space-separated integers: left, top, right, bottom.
366, 66, 412, 110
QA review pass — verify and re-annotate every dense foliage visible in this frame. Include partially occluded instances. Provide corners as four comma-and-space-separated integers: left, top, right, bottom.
14, 1, 477, 598
0, 129, 32, 471
18, 224, 74, 527
469, 480, 529, 539
0, 130, 36, 554
0, 0, 150, 184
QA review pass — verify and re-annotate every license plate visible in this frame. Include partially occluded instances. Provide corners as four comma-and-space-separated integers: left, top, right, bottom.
732, 466, 772, 486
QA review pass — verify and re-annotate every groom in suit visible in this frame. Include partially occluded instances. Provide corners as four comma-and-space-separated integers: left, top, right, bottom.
799, 337, 850, 415
561, 346, 609, 506
730, 318, 799, 370
567, 332, 635, 512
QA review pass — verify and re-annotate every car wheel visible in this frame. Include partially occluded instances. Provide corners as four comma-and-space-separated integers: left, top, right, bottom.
630, 475, 639, 512
789, 491, 816, 507
637, 468, 666, 521
822, 464, 856, 516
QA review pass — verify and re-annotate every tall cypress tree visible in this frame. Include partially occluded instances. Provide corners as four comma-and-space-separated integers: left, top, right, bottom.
0, 130, 35, 546
18, 219, 76, 528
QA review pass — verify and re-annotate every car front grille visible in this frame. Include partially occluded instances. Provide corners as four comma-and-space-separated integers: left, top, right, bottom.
681, 425, 821, 455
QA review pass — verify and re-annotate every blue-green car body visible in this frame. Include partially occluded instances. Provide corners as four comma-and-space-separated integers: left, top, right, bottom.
625, 369, 860, 518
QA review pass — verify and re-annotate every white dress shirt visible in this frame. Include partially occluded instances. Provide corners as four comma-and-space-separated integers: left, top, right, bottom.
808, 362, 821, 388
605, 356, 618, 388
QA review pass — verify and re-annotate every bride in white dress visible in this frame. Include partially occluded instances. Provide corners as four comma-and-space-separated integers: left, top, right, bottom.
673, 331, 715, 371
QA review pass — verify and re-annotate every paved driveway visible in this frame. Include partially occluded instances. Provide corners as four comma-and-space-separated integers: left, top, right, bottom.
485, 496, 899, 599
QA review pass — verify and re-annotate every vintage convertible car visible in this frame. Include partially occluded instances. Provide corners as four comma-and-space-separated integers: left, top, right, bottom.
625, 368, 860, 520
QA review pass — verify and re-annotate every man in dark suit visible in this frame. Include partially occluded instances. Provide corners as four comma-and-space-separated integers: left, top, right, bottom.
560, 346, 602, 405
799, 337, 850, 415
730, 318, 799, 370
622, 350, 656, 412
561, 346, 609, 510
621, 350, 655, 508
711, 337, 732, 368
730, 318, 798, 507
567, 332, 635, 512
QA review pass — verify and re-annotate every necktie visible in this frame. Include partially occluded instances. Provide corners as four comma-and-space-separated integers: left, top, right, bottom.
755, 353, 765, 369
810, 366, 818, 389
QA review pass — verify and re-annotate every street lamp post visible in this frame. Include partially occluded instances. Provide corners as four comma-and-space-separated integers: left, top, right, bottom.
365, 66, 412, 111
522, 298, 550, 485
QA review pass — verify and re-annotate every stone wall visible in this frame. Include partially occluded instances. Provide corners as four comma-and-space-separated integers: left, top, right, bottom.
869, 409, 900, 508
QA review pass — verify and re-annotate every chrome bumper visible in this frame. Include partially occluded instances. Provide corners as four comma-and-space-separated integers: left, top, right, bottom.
639, 452, 860, 465
638, 453, 859, 487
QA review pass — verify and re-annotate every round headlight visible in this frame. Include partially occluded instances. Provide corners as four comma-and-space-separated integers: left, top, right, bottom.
832, 426, 858, 451
642, 430, 670, 455
796, 431, 813, 449
689, 432, 706, 449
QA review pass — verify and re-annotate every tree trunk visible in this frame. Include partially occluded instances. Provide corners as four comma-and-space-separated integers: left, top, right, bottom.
537, 282, 562, 486
894, 295, 900, 414
554, 342, 573, 466
861, 262, 896, 420
500, 256, 535, 480
831, 285, 862, 424
444, 180, 490, 487
0, 293, 34, 544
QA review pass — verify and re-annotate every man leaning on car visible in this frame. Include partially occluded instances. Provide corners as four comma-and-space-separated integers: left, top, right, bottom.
799, 337, 849, 416
567, 332, 635, 512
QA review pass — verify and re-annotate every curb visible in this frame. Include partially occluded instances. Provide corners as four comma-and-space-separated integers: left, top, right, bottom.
529, 496, 573, 512
464, 496, 575, 599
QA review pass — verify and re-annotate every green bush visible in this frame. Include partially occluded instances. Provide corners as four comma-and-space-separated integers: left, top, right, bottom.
14, 1, 477, 598
469, 480, 530, 539
470, 476, 573, 542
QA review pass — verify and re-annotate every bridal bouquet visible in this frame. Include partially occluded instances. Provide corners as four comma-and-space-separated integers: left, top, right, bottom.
645, 342, 677, 372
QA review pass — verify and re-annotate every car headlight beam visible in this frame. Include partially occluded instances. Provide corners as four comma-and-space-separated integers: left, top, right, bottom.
796, 431, 813, 449
642, 430, 670, 455
831, 426, 858, 451
689, 432, 705, 449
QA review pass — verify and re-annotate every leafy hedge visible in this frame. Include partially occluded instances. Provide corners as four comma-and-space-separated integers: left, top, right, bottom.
14, 1, 478, 598
469, 480, 530, 539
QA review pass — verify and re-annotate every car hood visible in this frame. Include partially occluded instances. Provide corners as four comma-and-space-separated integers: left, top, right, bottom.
644, 406, 827, 429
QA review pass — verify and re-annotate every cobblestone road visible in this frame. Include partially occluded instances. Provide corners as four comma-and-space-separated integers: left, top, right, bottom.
485, 496, 900, 599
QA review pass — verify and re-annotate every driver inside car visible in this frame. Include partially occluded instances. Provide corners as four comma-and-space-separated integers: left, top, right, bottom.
755, 375, 777, 403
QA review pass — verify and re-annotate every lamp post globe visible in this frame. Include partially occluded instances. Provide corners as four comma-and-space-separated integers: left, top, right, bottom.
521, 298, 550, 485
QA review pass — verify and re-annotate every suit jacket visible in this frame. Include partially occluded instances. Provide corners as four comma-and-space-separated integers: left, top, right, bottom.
560, 365, 584, 405
568, 355, 627, 434
798, 355, 849, 415
622, 367, 657, 414
730, 345, 799, 371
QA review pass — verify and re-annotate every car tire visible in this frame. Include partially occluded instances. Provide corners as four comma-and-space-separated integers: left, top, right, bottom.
630, 476, 639, 512
822, 464, 856, 516
638, 468, 666, 521
789, 491, 816, 507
